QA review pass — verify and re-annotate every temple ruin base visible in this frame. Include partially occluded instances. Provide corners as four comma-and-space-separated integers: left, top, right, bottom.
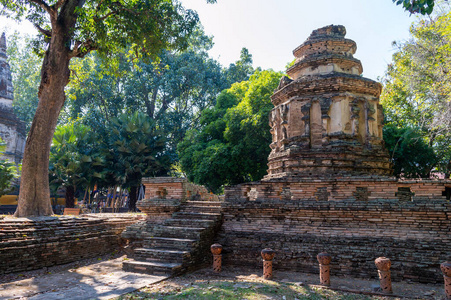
219, 177, 450, 283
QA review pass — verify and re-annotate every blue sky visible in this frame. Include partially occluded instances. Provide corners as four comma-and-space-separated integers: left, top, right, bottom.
180, 0, 420, 80
1, 0, 422, 81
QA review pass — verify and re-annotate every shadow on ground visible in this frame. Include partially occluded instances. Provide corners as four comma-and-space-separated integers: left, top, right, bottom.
0, 256, 166, 300
119, 266, 445, 300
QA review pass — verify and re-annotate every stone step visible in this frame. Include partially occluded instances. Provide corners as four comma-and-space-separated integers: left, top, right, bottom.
163, 218, 215, 228
134, 248, 190, 263
123, 198, 223, 277
143, 237, 197, 250
153, 225, 205, 239
123, 259, 183, 276
181, 206, 222, 213
184, 201, 223, 207
172, 211, 221, 220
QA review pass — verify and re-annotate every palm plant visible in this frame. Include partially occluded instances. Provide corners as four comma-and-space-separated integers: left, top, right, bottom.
106, 111, 170, 211
49, 122, 103, 208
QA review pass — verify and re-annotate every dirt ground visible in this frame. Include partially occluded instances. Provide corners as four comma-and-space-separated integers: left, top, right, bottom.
121, 266, 446, 300
0, 254, 166, 300
0, 256, 446, 300
0, 252, 124, 285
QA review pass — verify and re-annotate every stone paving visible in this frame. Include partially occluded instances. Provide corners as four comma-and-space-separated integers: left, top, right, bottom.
0, 256, 166, 300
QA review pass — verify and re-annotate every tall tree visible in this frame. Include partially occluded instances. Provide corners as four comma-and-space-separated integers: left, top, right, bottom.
106, 111, 169, 211
0, 0, 215, 217
223, 47, 254, 86
383, 125, 438, 178
49, 121, 102, 208
381, 9, 451, 177
178, 69, 282, 193
64, 36, 244, 166
393, 0, 438, 14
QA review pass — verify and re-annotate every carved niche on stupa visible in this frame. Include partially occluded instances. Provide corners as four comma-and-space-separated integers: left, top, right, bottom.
265, 25, 392, 179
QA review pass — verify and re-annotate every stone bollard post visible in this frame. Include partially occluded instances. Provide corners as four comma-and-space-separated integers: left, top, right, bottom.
375, 257, 393, 294
261, 248, 276, 279
441, 261, 451, 300
317, 252, 332, 286
210, 244, 223, 273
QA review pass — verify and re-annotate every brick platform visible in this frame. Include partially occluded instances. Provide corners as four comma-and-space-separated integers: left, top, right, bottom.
122, 178, 223, 276
120, 25, 451, 285
220, 178, 451, 283
142, 177, 219, 202
225, 177, 450, 202
218, 25, 451, 284
122, 201, 223, 276
0, 214, 142, 274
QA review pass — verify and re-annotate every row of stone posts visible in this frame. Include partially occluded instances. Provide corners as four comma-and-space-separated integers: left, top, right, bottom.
210, 244, 451, 299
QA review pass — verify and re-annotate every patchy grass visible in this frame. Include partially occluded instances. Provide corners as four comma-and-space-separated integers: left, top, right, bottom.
119, 275, 385, 300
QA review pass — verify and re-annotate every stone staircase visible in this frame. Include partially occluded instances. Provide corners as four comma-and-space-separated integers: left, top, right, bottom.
122, 200, 222, 276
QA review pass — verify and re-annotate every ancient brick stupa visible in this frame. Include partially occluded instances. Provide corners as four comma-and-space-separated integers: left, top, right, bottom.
223, 25, 449, 202
219, 25, 450, 283
122, 25, 450, 284
266, 25, 392, 179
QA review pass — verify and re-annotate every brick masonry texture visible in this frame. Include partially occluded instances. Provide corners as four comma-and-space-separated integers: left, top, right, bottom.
220, 182, 451, 283
121, 178, 223, 276
266, 25, 392, 179
142, 177, 219, 202
121, 25, 451, 284
218, 25, 451, 284
139, 177, 220, 224
0, 215, 142, 274
224, 178, 450, 202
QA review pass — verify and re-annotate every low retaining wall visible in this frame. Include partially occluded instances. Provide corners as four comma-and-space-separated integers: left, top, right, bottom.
221, 178, 451, 284
225, 178, 450, 202
143, 177, 219, 202
0, 214, 143, 274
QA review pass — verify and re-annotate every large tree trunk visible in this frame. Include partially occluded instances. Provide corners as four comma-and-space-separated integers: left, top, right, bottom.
65, 185, 76, 208
128, 185, 138, 212
14, 25, 71, 217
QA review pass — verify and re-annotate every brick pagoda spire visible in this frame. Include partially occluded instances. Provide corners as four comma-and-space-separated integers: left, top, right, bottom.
265, 25, 392, 179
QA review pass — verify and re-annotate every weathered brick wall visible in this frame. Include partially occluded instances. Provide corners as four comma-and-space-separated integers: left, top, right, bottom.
220, 179, 451, 284
0, 214, 142, 274
142, 177, 219, 201
225, 178, 450, 202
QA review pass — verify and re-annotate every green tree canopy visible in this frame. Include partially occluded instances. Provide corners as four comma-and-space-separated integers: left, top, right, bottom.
381, 9, 451, 178
49, 121, 102, 207
223, 47, 255, 86
178, 69, 282, 193
1, 0, 215, 217
64, 42, 253, 166
1, 0, 213, 58
0, 139, 20, 198
104, 111, 169, 210
383, 125, 438, 178
393, 0, 438, 15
